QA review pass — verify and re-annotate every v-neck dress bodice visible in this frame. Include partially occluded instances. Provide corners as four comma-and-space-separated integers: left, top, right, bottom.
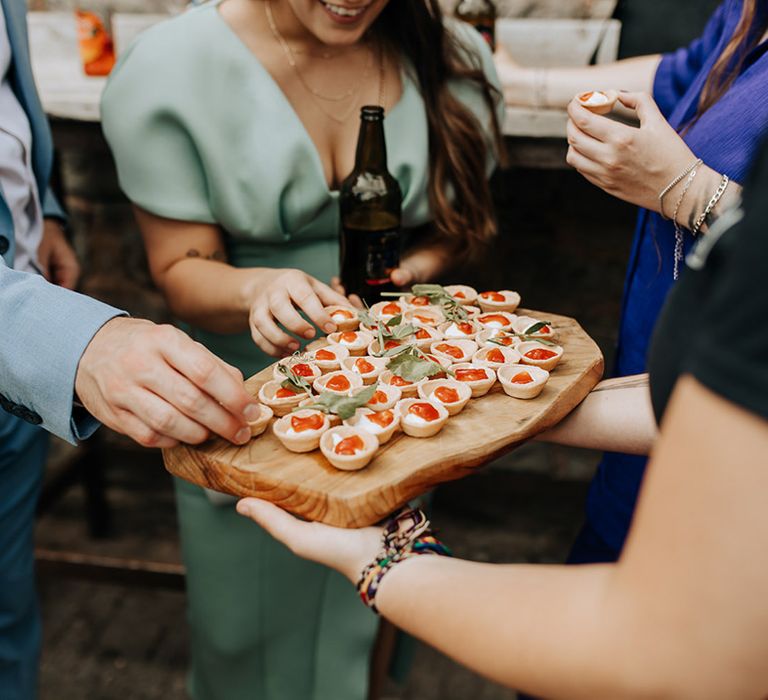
102, 2, 501, 376
102, 11, 502, 700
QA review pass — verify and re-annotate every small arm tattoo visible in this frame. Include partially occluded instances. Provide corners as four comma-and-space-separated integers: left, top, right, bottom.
186, 248, 225, 261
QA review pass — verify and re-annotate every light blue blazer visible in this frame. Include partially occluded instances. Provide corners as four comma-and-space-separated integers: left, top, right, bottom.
0, 0, 123, 444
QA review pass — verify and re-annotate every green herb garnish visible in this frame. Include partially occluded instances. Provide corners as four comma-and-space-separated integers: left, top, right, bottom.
386, 346, 447, 383
522, 321, 552, 335
371, 315, 418, 358
516, 336, 557, 346
298, 384, 378, 420
277, 363, 312, 394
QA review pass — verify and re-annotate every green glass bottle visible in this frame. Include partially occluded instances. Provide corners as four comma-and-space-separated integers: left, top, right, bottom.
455, 0, 497, 50
339, 105, 403, 305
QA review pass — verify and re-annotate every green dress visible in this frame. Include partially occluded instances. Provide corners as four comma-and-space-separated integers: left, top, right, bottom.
102, 5, 501, 699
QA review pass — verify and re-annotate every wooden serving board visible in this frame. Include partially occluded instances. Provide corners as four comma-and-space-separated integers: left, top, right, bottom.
163, 309, 603, 527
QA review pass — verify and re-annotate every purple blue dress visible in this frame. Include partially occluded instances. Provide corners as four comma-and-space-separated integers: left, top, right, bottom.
573, 0, 768, 562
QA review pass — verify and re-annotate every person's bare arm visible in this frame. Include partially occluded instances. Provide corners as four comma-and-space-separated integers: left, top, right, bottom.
536, 374, 657, 455
496, 48, 661, 109
239, 375, 768, 697
135, 206, 349, 356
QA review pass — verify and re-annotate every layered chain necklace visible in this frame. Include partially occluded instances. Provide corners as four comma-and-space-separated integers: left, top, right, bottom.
265, 0, 386, 124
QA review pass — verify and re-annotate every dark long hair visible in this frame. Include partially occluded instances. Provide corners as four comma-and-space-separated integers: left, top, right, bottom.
374, 0, 505, 258
695, 0, 767, 121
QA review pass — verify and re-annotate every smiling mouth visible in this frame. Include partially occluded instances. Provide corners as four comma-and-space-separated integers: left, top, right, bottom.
319, 0, 369, 18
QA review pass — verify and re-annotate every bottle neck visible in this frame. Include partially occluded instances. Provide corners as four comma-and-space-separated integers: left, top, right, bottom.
354, 117, 388, 173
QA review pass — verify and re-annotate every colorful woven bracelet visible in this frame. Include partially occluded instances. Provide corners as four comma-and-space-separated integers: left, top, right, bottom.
357, 508, 452, 614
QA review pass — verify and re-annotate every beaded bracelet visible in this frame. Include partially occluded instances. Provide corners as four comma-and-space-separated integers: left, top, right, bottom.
357, 508, 452, 614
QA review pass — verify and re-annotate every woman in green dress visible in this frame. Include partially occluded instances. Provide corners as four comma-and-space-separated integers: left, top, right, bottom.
102, 1, 504, 697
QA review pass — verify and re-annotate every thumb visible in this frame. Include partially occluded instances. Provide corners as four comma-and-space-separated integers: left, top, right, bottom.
617, 91, 664, 126
390, 266, 415, 287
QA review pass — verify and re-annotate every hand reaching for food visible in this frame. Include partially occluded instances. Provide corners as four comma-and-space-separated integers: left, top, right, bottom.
248, 268, 351, 357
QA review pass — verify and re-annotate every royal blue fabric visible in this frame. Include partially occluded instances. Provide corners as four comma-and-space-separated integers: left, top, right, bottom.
581, 0, 768, 557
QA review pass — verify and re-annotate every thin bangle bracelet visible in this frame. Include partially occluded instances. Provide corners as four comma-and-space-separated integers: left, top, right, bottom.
658, 158, 702, 219
671, 165, 700, 281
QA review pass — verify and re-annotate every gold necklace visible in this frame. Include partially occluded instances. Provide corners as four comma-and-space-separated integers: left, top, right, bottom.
265, 0, 386, 123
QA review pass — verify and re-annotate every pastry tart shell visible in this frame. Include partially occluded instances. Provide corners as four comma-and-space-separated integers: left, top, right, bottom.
324, 305, 360, 332
443, 284, 478, 306
309, 344, 350, 373
418, 379, 472, 416
497, 365, 550, 400
326, 330, 375, 356
258, 380, 310, 417
341, 355, 387, 385
320, 427, 379, 471
429, 339, 478, 365
472, 345, 522, 370
450, 363, 497, 398
395, 399, 450, 438
272, 358, 321, 382
518, 341, 564, 372
273, 409, 330, 453
247, 404, 274, 437
313, 370, 364, 396
379, 370, 424, 398
477, 290, 521, 313
343, 407, 400, 444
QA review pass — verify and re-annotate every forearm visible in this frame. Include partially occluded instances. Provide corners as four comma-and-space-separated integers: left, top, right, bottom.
503, 55, 661, 109
667, 164, 742, 235
375, 556, 643, 698
536, 374, 657, 455
159, 258, 277, 333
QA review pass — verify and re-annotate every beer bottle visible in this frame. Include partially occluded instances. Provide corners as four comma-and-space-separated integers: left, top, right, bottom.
339, 105, 402, 305
455, 0, 497, 51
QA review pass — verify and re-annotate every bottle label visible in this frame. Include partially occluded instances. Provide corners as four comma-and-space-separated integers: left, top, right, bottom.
364, 229, 400, 286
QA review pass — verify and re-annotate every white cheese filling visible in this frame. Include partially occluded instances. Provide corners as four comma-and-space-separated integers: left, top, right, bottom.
581, 91, 610, 106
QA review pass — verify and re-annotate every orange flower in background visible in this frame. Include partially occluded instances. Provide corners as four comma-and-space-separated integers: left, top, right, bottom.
75, 9, 115, 76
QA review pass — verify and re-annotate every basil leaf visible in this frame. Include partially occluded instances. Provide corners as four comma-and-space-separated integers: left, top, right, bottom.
357, 307, 378, 329
386, 314, 403, 327
523, 321, 552, 335
387, 347, 445, 382
302, 385, 378, 421
382, 343, 411, 358
277, 364, 312, 392
391, 323, 417, 340
279, 379, 304, 395
411, 284, 446, 299
517, 335, 557, 346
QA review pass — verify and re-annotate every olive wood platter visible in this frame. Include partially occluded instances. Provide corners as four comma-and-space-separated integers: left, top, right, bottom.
163, 309, 604, 528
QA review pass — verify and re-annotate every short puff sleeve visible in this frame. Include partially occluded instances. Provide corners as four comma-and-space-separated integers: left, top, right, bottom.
101, 23, 215, 224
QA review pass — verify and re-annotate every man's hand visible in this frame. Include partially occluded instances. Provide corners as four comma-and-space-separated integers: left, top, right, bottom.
75, 317, 260, 448
37, 219, 81, 290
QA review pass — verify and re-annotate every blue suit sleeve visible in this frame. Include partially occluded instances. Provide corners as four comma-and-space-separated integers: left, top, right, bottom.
0, 257, 126, 444
653, 1, 730, 118
42, 186, 67, 222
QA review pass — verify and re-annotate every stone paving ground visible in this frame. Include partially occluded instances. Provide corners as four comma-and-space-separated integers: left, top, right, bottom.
35, 166, 636, 699
37, 442, 596, 700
